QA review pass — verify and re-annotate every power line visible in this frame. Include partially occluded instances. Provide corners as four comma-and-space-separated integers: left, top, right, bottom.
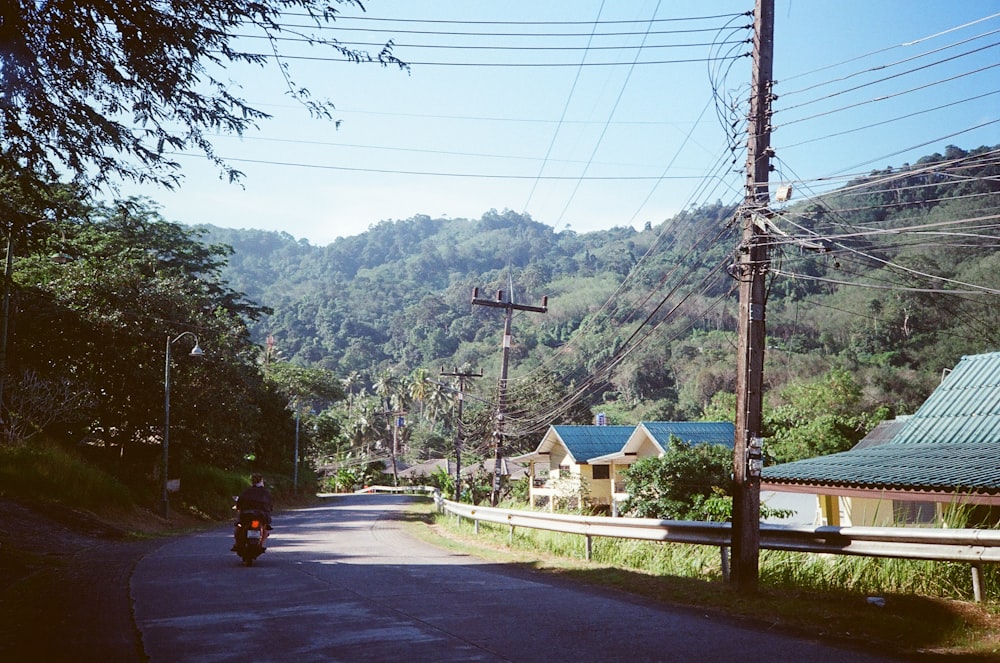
234, 33, 750, 52
308, 12, 750, 27
777, 11, 1000, 84
214, 49, 748, 67
164, 151, 725, 181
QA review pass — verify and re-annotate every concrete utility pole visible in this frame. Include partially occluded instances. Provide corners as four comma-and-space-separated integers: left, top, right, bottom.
440, 367, 482, 501
471, 287, 547, 507
732, 0, 774, 593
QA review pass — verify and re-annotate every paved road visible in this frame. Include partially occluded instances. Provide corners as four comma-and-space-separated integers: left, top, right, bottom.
132, 494, 899, 662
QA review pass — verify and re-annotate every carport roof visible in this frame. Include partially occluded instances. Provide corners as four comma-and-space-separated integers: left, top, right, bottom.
762, 351, 1000, 499
762, 441, 1000, 494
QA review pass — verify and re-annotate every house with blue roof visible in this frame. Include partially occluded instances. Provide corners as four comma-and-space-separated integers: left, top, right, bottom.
515, 421, 734, 514
762, 352, 1000, 527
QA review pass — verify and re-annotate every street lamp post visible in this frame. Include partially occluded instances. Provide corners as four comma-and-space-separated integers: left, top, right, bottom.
162, 331, 204, 518
0, 232, 14, 424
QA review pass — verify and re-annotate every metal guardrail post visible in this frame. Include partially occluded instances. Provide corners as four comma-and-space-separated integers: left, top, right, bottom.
435, 497, 999, 601
350, 491, 996, 602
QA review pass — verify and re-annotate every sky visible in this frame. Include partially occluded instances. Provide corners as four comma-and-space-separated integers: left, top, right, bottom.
113, 1, 1000, 246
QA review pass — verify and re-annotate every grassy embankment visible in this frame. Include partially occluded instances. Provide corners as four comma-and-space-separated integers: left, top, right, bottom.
3, 447, 998, 659
0, 442, 309, 532
403, 500, 1000, 660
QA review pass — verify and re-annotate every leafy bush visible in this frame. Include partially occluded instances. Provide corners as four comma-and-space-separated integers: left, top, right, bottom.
620, 438, 733, 520
177, 464, 248, 519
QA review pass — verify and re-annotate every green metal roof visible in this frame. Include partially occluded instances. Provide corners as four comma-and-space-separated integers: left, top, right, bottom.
640, 421, 735, 449
891, 352, 1000, 445
763, 352, 1000, 494
551, 426, 634, 463
762, 442, 1000, 493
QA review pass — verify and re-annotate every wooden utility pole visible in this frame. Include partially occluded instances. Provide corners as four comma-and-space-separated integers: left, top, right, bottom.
383, 406, 405, 487
732, 0, 774, 593
471, 287, 547, 507
440, 367, 482, 501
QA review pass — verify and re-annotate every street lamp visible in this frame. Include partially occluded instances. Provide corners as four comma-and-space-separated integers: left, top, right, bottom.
162, 331, 204, 518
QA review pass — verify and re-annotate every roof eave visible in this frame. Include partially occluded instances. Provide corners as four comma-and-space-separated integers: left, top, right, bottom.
760, 481, 1000, 506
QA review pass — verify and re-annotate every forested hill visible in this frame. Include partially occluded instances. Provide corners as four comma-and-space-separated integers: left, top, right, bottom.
202, 144, 1000, 433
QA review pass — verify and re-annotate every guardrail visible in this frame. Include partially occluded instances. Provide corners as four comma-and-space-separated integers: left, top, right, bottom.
355, 485, 438, 496
350, 486, 998, 601
431, 493, 999, 602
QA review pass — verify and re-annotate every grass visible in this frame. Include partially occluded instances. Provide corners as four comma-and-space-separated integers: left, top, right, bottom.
0, 441, 313, 531
401, 501, 1000, 661
0, 443, 133, 512
2, 447, 997, 658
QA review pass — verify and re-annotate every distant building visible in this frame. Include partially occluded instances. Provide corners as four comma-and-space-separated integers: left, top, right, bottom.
515, 422, 734, 515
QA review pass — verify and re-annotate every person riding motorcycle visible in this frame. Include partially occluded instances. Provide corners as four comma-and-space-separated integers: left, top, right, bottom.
232, 474, 273, 551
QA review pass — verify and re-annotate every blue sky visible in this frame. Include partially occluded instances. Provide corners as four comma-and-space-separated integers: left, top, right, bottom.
114, 1, 1000, 246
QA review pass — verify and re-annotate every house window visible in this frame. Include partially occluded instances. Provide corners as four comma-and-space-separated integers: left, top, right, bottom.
591, 465, 610, 480
893, 501, 936, 525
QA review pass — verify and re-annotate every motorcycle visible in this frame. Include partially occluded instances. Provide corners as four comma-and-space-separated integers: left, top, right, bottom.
233, 505, 268, 566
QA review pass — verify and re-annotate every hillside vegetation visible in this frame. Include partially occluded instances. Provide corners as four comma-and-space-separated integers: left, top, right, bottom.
6, 144, 999, 492
204, 144, 1000, 467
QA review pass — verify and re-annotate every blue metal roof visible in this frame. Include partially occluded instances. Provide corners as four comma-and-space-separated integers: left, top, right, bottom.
641, 421, 735, 449
551, 425, 634, 463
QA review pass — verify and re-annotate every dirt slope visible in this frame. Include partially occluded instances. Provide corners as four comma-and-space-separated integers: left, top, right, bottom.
0, 499, 162, 662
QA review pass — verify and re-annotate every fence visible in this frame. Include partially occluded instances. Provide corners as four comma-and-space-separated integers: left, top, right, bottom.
356, 486, 1000, 601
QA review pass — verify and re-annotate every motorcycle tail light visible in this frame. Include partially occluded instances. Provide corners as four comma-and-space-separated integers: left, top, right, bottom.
251, 519, 261, 528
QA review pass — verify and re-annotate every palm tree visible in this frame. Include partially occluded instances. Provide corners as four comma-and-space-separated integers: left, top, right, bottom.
408, 368, 431, 421
341, 370, 362, 416
373, 370, 400, 406
372, 371, 408, 484
424, 379, 452, 430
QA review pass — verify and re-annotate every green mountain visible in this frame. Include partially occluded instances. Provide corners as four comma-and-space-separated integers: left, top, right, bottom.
202, 144, 1000, 458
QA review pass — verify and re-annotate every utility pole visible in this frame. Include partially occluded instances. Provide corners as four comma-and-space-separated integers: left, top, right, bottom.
472, 287, 547, 507
383, 405, 405, 486
732, 0, 774, 593
440, 366, 482, 501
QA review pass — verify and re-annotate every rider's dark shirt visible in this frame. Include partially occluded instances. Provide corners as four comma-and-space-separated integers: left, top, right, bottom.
237, 485, 273, 514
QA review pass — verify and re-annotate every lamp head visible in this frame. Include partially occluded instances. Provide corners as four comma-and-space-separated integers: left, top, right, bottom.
189, 342, 205, 358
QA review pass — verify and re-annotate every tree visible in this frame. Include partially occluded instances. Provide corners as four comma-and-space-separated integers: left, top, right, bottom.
765, 367, 888, 463
2, 370, 91, 445
268, 363, 344, 409
1, 1, 404, 191
620, 438, 733, 521
16, 197, 273, 468
265, 362, 345, 469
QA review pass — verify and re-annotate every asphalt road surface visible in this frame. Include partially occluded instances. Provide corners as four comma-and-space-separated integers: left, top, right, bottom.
132, 494, 900, 662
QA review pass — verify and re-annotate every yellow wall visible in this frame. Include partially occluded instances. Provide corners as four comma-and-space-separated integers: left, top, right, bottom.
842, 497, 895, 527
583, 465, 613, 503
818, 495, 950, 527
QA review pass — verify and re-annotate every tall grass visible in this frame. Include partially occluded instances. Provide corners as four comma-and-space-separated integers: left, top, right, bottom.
0, 442, 305, 523
435, 512, 996, 602
0, 443, 132, 510
175, 464, 249, 519
761, 550, 992, 600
